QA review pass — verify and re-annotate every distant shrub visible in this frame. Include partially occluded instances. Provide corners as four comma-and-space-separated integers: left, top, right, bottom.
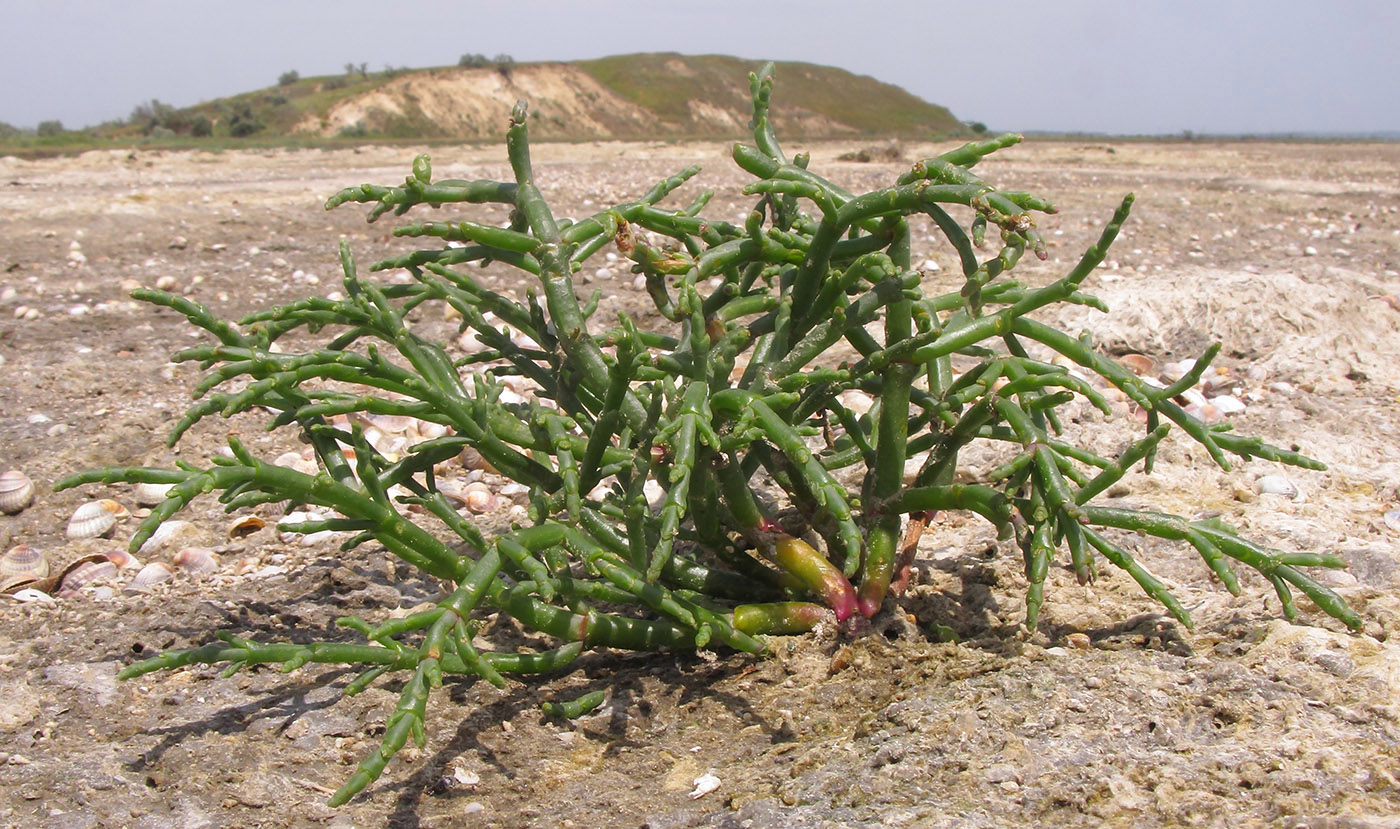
968, 121, 988, 135
494, 53, 516, 77
150, 125, 176, 140
0, 121, 20, 139
36, 120, 64, 137
279, 70, 300, 87
190, 115, 213, 137
459, 53, 490, 68
227, 104, 263, 137
323, 76, 349, 91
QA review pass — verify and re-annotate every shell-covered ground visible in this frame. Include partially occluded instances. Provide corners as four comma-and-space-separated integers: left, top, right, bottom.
1, 137, 1399, 828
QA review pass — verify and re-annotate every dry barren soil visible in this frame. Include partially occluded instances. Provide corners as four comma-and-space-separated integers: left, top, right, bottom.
1, 137, 1399, 828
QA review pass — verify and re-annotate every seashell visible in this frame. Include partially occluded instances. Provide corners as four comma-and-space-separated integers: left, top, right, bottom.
57, 558, 118, 597
66, 499, 128, 540
137, 519, 198, 555
1384, 510, 1400, 534
128, 560, 175, 590
1257, 475, 1298, 499
132, 481, 174, 506
279, 510, 339, 546
1208, 395, 1246, 416
226, 515, 267, 539
457, 329, 490, 354
459, 445, 484, 469
414, 420, 449, 440
172, 547, 220, 574
462, 482, 497, 514
689, 772, 721, 799
10, 587, 56, 603
1116, 353, 1156, 376
497, 482, 529, 498
104, 550, 141, 570
0, 470, 36, 514
361, 413, 414, 434
1, 545, 49, 592
1, 544, 48, 580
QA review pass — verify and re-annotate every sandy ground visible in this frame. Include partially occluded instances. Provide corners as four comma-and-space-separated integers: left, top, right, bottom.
1, 137, 1399, 828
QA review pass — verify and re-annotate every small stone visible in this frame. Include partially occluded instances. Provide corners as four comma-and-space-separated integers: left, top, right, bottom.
155, 275, 179, 291
985, 763, 1021, 785
168, 236, 188, 250
1066, 633, 1091, 650
1303, 245, 1318, 256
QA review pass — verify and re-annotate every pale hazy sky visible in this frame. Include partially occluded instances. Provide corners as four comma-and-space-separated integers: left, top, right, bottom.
4, 1, 1397, 136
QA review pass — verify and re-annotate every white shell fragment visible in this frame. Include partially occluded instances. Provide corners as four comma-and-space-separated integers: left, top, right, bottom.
689, 772, 721, 799
1383, 510, 1400, 533
0, 470, 36, 514
66, 499, 128, 540
1209, 395, 1246, 416
1257, 475, 1299, 499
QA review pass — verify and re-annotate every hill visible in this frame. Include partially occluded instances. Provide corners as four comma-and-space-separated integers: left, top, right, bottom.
171, 54, 967, 142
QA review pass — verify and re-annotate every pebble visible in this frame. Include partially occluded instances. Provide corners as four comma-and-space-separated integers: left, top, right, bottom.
1303, 245, 1318, 256
1383, 510, 1400, 533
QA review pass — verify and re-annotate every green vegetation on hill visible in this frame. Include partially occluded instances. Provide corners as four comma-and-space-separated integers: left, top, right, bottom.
578, 53, 964, 137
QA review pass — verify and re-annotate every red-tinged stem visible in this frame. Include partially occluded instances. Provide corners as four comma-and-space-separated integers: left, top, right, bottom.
772, 535, 858, 621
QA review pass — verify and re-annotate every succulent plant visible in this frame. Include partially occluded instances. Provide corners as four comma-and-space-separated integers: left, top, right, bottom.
59, 64, 1358, 805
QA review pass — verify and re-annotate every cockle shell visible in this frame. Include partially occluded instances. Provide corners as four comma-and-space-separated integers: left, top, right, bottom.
136, 519, 199, 555
226, 515, 267, 539
0, 470, 36, 514
273, 451, 319, 476
66, 499, 129, 540
128, 560, 175, 589
462, 482, 497, 514
459, 446, 495, 472
56, 558, 118, 597
1, 544, 49, 592
1116, 353, 1156, 376
172, 547, 220, 574
104, 550, 141, 570
132, 481, 174, 507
